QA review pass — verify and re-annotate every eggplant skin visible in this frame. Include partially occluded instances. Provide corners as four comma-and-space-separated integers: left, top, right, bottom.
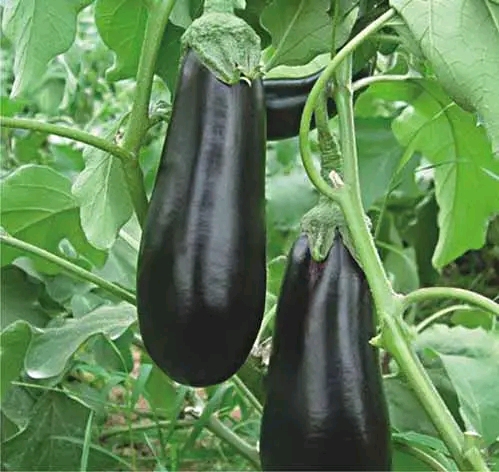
263, 68, 368, 141
137, 50, 266, 387
260, 234, 391, 471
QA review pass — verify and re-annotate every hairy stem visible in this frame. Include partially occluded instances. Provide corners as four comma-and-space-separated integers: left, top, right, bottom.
0, 233, 136, 305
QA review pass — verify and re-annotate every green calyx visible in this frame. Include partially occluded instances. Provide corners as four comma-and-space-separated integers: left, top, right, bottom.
301, 195, 372, 265
301, 196, 344, 262
182, 12, 261, 84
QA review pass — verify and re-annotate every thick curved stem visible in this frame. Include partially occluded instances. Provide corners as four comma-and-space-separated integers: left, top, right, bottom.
0, 116, 133, 162
404, 287, 499, 318
121, 0, 178, 226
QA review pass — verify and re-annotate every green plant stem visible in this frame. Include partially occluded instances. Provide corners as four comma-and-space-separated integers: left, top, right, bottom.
404, 287, 499, 318
101, 419, 194, 439
205, 416, 260, 469
121, 0, 177, 226
298, 8, 396, 203
383, 314, 474, 470
232, 375, 263, 415
298, 8, 490, 471
394, 439, 448, 472
335, 57, 395, 314
416, 305, 473, 333
0, 116, 133, 161
352, 74, 413, 92
0, 233, 136, 305
336, 51, 490, 472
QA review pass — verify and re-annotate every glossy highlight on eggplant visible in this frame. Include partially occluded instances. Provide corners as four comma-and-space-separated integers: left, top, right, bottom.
260, 234, 391, 471
137, 50, 266, 387
263, 68, 369, 141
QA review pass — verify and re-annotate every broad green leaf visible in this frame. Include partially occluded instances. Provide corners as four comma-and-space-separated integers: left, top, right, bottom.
0, 321, 32, 402
261, 0, 333, 69
94, 234, 138, 291
416, 325, 499, 360
451, 309, 494, 331
170, 0, 203, 28
392, 81, 499, 268
266, 167, 318, 231
94, 0, 148, 82
383, 377, 438, 437
13, 131, 47, 164
144, 364, 178, 419
1, 385, 37, 432
356, 117, 404, 210
72, 130, 133, 251
0, 165, 106, 273
2, 0, 91, 97
416, 324, 499, 446
401, 195, 439, 286
439, 354, 499, 447
391, 0, 499, 156
155, 22, 185, 93
1, 391, 117, 471
25, 302, 136, 379
0, 266, 49, 329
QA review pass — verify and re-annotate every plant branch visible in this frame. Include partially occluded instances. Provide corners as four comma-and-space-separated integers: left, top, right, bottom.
121, 0, 177, 226
393, 439, 448, 472
416, 305, 473, 333
404, 288, 499, 318
298, 7, 491, 471
0, 233, 136, 305
298, 8, 396, 204
352, 74, 413, 92
100, 419, 193, 439
0, 116, 133, 162
205, 416, 260, 469
231, 375, 263, 415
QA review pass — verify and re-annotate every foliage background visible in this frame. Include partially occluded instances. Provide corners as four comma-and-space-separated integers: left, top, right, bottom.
1, 1, 498, 471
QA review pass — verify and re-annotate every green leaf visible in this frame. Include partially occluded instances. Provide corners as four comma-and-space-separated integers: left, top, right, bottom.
94, 0, 148, 82
416, 324, 499, 446
2, 0, 91, 97
384, 377, 438, 437
261, 0, 333, 69
356, 117, 404, 210
401, 195, 440, 286
0, 321, 32, 402
439, 354, 499, 447
0, 165, 106, 273
392, 80, 499, 268
266, 167, 318, 231
1, 391, 118, 471
0, 266, 49, 329
144, 365, 178, 419
25, 302, 136, 379
391, 0, 499, 156
170, 0, 204, 28
94, 236, 137, 291
72, 129, 133, 251
13, 131, 47, 164
451, 309, 494, 331
155, 22, 185, 93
